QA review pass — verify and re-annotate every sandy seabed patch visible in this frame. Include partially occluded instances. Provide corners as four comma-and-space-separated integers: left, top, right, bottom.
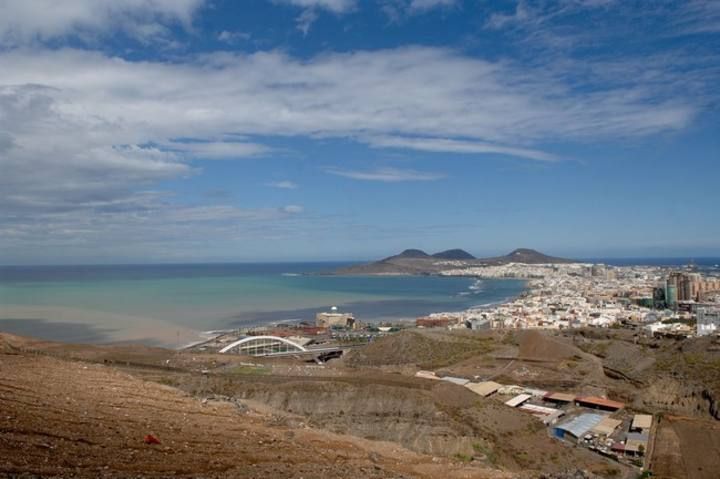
0, 304, 200, 347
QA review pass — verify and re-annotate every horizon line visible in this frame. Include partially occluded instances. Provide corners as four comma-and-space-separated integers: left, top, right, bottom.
1, 255, 720, 268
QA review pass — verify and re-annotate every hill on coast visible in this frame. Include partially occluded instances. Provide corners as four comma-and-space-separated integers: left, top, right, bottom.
381, 248, 476, 261
335, 247, 575, 275
432, 249, 476, 260
480, 248, 575, 265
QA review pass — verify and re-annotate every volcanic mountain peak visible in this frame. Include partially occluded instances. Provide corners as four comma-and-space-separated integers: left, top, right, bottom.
389, 249, 431, 259
509, 248, 542, 257
493, 248, 574, 264
335, 246, 574, 275
431, 249, 476, 260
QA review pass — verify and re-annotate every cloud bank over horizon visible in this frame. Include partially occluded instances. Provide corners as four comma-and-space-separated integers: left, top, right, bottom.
0, 0, 718, 262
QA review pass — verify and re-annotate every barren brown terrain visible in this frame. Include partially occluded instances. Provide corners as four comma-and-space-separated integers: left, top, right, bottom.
4, 327, 720, 479
649, 415, 720, 479
0, 333, 508, 479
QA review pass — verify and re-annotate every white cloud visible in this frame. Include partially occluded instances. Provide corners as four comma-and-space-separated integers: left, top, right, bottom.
486, 1, 534, 30
0, 46, 697, 215
267, 181, 299, 189
0, 196, 306, 263
280, 0, 356, 36
217, 30, 251, 44
274, 0, 356, 13
380, 0, 457, 20
485, 0, 618, 32
0, 0, 204, 45
0, 45, 705, 256
165, 140, 269, 159
366, 135, 559, 161
675, 0, 720, 34
0, 84, 189, 215
408, 0, 457, 13
282, 204, 304, 213
326, 167, 446, 182
296, 9, 319, 36
162, 204, 302, 222
0, 46, 697, 146
570, 0, 616, 6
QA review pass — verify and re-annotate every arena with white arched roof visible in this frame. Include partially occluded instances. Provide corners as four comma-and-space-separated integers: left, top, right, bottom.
218, 336, 308, 356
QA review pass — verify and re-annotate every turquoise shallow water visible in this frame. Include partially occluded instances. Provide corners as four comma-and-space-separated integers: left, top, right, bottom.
0, 263, 526, 344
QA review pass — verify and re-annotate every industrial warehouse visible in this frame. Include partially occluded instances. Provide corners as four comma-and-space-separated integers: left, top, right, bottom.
414, 370, 654, 469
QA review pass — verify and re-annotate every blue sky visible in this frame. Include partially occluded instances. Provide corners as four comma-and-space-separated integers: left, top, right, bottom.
0, 0, 718, 264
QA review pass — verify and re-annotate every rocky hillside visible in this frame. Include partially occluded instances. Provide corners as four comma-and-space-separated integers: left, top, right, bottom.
0, 335, 506, 479
10, 328, 720, 478
477, 248, 576, 265
182, 369, 617, 476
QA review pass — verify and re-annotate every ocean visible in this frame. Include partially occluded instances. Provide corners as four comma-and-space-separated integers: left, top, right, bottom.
3, 258, 716, 347
0, 262, 525, 347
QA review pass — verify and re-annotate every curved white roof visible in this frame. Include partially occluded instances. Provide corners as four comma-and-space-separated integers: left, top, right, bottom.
219, 335, 308, 354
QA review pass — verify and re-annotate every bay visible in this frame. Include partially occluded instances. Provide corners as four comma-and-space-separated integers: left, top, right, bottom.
0, 262, 526, 346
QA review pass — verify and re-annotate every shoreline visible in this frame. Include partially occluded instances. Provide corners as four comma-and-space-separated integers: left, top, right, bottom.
419, 275, 532, 320
0, 275, 525, 347
0, 304, 200, 348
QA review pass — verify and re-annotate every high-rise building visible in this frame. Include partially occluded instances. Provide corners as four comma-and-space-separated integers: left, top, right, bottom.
697, 278, 720, 300
665, 284, 678, 307
665, 273, 679, 307
653, 287, 666, 309
665, 271, 707, 303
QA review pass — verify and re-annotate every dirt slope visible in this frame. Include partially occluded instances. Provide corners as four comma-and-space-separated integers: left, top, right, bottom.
650, 416, 720, 479
344, 329, 496, 369
0, 349, 508, 479
516, 330, 582, 361
177, 370, 624, 476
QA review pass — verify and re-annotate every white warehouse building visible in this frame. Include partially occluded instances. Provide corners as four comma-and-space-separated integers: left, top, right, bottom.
697, 307, 720, 336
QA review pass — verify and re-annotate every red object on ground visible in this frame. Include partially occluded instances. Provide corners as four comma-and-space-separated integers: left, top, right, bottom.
143, 434, 161, 445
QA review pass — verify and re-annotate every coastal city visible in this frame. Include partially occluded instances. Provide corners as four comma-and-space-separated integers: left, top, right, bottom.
182, 257, 720, 476
2, 1, 720, 477
434, 261, 720, 337
198, 259, 720, 353
5, 255, 720, 478
171, 258, 718, 477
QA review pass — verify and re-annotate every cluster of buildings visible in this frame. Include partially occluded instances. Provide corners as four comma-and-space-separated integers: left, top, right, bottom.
427, 262, 720, 337
415, 370, 652, 465
663, 271, 720, 305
